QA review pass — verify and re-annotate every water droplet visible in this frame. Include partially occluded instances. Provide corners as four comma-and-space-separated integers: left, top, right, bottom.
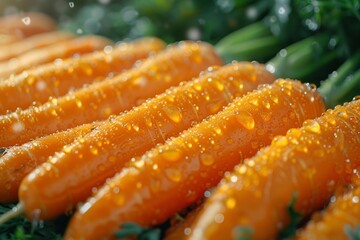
263, 100, 270, 109
225, 198, 236, 209
90, 146, 98, 155
249, 98, 259, 106
22, 17, 31, 25
163, 105, 182, 123
236, 111, 255, 130
108, 156, 116, 163
69, 2, 74, 8
213, 80, 224, 91
97, 164, 105, 171
304, 120, 321, 134
12, 122, 25, 133
145, 118, 153, 127
114, 194, 125, 206
352, 196, 359, 203
133, 159, 145, 168
132, 124, 140, 132
165, 167, 182, 182
200, 152, 215, 166
273, 136, 288, 147
214, 213, 224, 223
161, 148, 182, 162
210, 126, 221, 135
62, 145, 72, 153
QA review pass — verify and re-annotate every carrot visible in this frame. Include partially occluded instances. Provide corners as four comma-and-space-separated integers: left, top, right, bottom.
0, 34, 21, 46
296, 184, 360, 239
0, 41, 221, 147
16, 61, 273, 221
184, 99, 360, 240
0, 31, 75, 62
63, 79, 325, 240
0, 35, 112, 80
0, 12, 56, 38
0, 121, 99, 203
0, 37, 165, 114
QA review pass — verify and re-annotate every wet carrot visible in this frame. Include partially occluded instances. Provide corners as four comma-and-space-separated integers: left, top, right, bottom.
17, 61, 273, 221
0, 37, 165, 114
185, 99, 360, 240
0, 35, 112, 80
64, 79, 325, 240
1, 61, 264, 203
297, 185, 360, 239
0, 31, 75, 62
0, 34, 21, 46
0, 12, 56, 38
0, 122, 99, 203
0, 41, 221, 147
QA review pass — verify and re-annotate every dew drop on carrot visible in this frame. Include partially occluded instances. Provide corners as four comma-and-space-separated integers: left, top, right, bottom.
163, 105, 182, 123
62, 145, 72, 153
133, 159, 145, 169
304, 120, 321, 134
165, 167, 182, 182
214, 127, 222, 135
249, 98, 259, 106
213, 80, 225, 91
114, 194, 125, 206
12, 121, 25, 133
90, 146, 98, 155
107, 156, 115, 163
236, 111, 255, 130
97, 164, 105, 171
263, 100, 271, 109
225, 198, 236, 209
161, 148, 182, 162
132, 124, 140, 132
200, 152, 215, 166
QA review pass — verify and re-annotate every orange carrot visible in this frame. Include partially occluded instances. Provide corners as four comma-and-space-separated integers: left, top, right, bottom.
0, 12, 56, 38
184, 99, 360, 240
0, 34, 21, 46
63, 79, 325, 240
0, 35, 112, 80
0, 37, 165, 114
17, 61, 273, 221
0, 41, 221, 147
0, 121, 99, 203
297, 184, 360, 239
0, 31, 75, 62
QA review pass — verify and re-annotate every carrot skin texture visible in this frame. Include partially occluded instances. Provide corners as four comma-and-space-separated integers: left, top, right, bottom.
0, 37, 166, 114
18, 62, 273, 221
64, 79, 325, 240
0, 34, 21, 46
0, 122, 99, 203
297, 185, 360, 240
186, 100, 360, 240
0, 31, 75, 62
0, 41, 221, 147
0, 35, 112, 80
0, 12, 56, 38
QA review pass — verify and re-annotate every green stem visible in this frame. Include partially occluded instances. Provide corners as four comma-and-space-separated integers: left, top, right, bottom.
318, 51, 360, 108
266, 33, 339, 81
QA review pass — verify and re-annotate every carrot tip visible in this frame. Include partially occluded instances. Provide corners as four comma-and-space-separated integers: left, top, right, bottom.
0, 203, 23, 225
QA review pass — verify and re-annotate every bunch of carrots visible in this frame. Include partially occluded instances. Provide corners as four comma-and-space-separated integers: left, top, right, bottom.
1, 10, 360, 240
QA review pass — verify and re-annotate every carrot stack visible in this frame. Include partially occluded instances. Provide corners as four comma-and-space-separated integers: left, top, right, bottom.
63, 79, 325, 239
12, 61, 273, 219
0, 37, 165, 114
185, 99, 360, 240
0, 41, 221, 147
0, 35, 112, 79
0, 31, 75, 62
